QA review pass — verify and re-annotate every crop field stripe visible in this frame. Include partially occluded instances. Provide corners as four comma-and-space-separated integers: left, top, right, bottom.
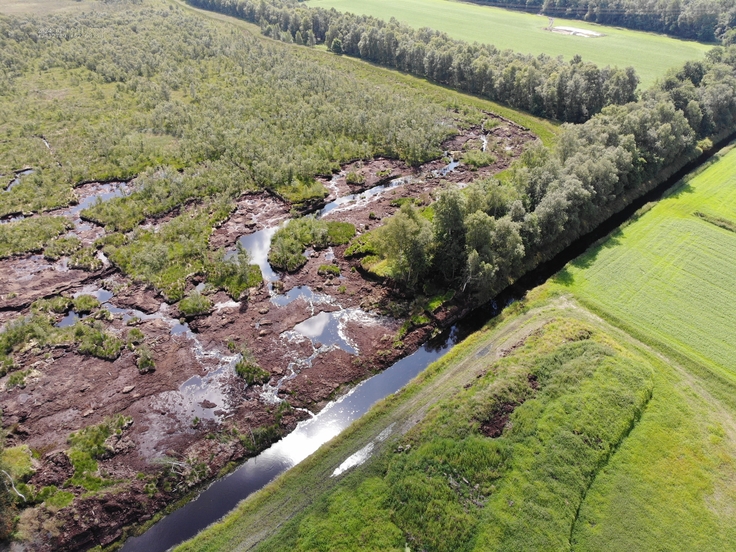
307, 0, 712, 88
559, 144, 736, 383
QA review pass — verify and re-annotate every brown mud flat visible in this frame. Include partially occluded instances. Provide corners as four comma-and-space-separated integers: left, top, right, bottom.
0, 116, 535, 551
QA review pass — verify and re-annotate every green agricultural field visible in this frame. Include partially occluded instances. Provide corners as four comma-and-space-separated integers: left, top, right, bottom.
0, 0, 96, 16
307, 0, 712, 88
557, 145, 736, 384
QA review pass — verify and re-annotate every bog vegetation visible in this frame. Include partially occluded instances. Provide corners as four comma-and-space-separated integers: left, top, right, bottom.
3, 0, 736, 547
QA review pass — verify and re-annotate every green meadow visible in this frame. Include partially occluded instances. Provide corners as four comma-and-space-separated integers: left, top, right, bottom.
307, 0, 712, 87
557, 145, 736, 384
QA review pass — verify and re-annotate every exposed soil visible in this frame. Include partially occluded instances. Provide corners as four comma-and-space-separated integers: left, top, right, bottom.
0, 115, 536, 551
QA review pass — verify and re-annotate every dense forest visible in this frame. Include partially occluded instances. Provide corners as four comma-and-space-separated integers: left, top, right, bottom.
366, 51, 735, 303
186, 0, 640, 122
478, 0, 736, 43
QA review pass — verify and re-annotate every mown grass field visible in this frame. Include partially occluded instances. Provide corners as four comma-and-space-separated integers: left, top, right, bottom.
307, 0, 712, 88
557, 145, 736, 383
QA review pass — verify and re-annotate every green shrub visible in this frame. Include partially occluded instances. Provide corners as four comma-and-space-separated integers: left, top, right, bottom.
74, 321, 123, 360
7, 370, 28, 389
0, 446, 34, 482
346, 171, 366, 185
235, 348, 270, 385
44, 236, 81, 260
178, 291, 212, 318
93, 233, 127, 249
426, 290, 455, 313
325, 221, 355, 245
389, 197, 420, 208
345, 232, 380, 258
0, 216, 72, 258
69, 246, 103, 271
206, 243, 262, 299
127, 328, 144, 345
269, 218, 354, 272
73, 295, 100, 314
136, 345, 155, 373
0, 314, 58, 374
462, 149, 497, 168
318, 264, 340, 276
274, 177, 329, 206
32, 295, 73, 314
44, 489, 74, 509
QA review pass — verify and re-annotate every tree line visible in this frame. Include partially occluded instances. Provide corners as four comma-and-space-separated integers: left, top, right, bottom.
185, 0, 639, 123
375, 49, 736, 302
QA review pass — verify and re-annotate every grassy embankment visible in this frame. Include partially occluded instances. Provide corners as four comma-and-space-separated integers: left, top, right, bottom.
175, 146, 736, 552
307, 0, 712, 88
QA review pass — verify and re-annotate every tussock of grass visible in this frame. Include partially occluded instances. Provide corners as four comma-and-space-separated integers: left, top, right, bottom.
0, 216, 72, 258
68, 246, 103, 271
74, 321, 123, 360
43, 236, 81, 260
72, 295, 100, 314
66, 415, 131, 491
269, 218, 356, 272
178, 291, 212, 318
461, 150, 496, 169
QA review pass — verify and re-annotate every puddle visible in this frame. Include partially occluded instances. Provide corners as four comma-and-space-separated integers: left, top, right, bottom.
260, 309, 383, 405
270, 285, 335, 309
5, 169, 33, 192
318, 176, 412, 217
434, 155, 460, 177
237, 225, 281, 283
332, 423, 395, 477
56, 311, 80, 328
67, 182, 129, 218
73, 286, 113, 303
291, 310, 358, 354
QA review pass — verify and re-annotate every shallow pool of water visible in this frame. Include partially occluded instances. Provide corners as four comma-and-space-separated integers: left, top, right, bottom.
318, 176, 412, 217
237, 226, 281, 283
